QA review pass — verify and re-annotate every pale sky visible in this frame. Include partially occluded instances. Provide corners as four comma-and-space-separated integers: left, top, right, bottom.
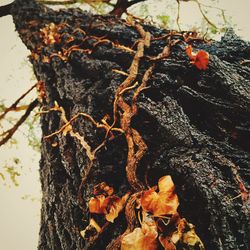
0, 0, 249, 249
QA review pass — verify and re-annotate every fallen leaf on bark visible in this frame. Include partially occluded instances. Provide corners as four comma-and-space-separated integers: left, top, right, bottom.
171, 218, 205, 249
186, 45, 209, 70
89, 194, 109, 214
121, 213, 158, 250
141, 175, 179, 217
88, 190, 129, 222
106, 192, 130, 222
80, 218, 101, 239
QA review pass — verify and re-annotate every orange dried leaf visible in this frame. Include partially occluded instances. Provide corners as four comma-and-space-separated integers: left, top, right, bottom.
141, 175, 179, 217
171, 219, 205, 249
89, 191, 129, 223
80, 218, 101, 239
121, 214, 158, 250
106, 192, 129, 223
195, 50, 209, 70
88, 195, 109, 214
186, 45, 209, 70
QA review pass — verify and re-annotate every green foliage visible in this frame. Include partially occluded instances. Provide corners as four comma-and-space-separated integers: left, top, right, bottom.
4, 166, 21, 186
0, 172, 5, 181
0, 157, 21, 186
0, 100, 7, 113
156, 15, 170, 27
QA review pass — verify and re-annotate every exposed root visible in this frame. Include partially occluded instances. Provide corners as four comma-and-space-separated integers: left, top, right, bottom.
39, 102, 124, 209
106, 192, 141, 250
108, 16, 152, 192
212, 152, 249, 203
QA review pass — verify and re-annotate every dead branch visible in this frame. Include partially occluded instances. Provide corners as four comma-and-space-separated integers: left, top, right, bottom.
37, 0, 77, 5
0, 2, 13, 17
0, 83, 37, 121
110, 0, 146, 17
0, 99, 38, 147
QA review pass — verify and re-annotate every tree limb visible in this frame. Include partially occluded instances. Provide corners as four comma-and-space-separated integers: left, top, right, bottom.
0, 99, 38, 147
0, 2, 13, 18
38, 0, 77, 5
0, 83, 37, 121
110, 0, 146, 17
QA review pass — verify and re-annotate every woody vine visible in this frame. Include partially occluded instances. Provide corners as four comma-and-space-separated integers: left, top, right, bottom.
33, 14, 210, 249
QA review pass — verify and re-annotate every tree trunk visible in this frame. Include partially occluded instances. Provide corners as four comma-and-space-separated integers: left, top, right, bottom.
11, 0, 250, 249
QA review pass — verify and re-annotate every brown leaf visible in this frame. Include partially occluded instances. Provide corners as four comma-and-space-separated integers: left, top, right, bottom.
88, 192, 129, 223
106, 193, 130, 222
121, 213, 158, 250
89, 195, 109, 214
141, 175, 179, 217
80, 218, 101, 239
186, 45, 209, 70
171, 218, 205, 249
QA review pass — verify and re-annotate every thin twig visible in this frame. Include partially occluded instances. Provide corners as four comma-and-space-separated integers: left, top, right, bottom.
37, 0, 77, 5
176, 0, 181, 31
195, 0, 217, 29
0, 83, 37, 121
0, 99, 38, 147
0, 2, 13, 18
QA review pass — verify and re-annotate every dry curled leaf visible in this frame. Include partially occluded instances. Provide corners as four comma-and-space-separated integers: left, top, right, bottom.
186, 45, 209, 70
171, 218, 205, 249
80, 218, 101, 239
89, 194, 109, 215
106, 192, 130, 223
88, 192, 129, 223
121, 213, 158, 250
141, 175, 179, 217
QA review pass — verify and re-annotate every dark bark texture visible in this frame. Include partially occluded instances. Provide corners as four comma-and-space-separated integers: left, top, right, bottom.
11, 0, 250, 249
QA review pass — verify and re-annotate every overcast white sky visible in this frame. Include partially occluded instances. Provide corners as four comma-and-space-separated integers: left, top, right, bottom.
0, 0, 249, 249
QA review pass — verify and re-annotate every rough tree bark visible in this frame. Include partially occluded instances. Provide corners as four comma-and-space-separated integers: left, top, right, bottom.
9, 0, 250, 249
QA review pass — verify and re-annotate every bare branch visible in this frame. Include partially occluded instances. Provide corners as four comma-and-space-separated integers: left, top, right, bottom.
38, 0, 77, 5
176, 0, 181, 31
0, 83, 37, 121
127, 0, 146, 7
0, 99, 38, 147
0, 2, 13, 18
110, 0, 146, 17
195, 0, 217, 29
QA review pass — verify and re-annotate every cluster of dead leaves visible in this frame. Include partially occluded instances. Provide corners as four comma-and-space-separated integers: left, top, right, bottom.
81, 182, 130, 238
121, 175, 205, 250
186, 45, 209, 70
40, 23, 61, 45
88, 182, 130, 223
